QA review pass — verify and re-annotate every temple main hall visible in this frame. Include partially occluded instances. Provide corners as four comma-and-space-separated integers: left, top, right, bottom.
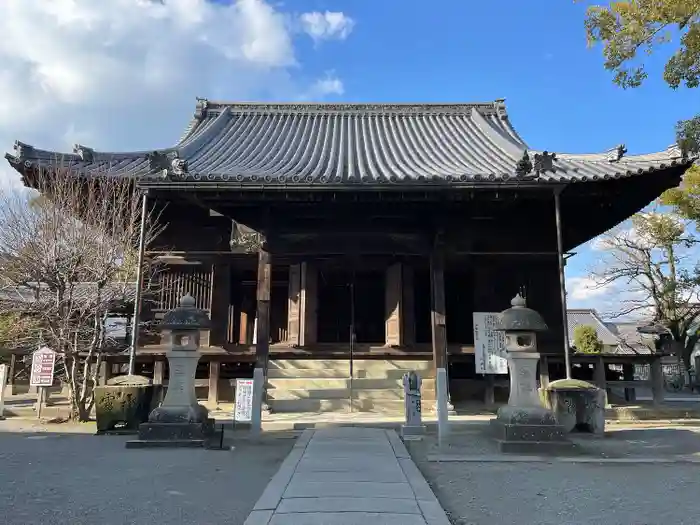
6, 99, 694, 413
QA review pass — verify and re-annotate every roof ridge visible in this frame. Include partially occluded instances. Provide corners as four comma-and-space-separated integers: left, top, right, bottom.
192, 99, 510, 117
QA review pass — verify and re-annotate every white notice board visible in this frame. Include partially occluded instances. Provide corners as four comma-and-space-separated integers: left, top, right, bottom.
234, 379, 254, 422
473, 312, 508, 375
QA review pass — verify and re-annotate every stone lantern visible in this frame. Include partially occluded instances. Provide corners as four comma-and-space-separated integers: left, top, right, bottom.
127, 294, 214, 448
490, 293, 570, 452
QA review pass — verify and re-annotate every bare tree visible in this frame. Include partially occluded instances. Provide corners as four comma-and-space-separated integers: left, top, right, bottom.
592, 211, 700, 369
0, 168, 163, 421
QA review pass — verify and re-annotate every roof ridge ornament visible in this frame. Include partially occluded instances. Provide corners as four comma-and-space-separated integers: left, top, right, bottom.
606, 144, 627, 163
194, 98, 209, 120
147, 150, 188, 180
533, 151, 557, 174
13, 140, 33, 161
494, 98, 508, 119
515, 150, 534, 178
73, 144, 94, 163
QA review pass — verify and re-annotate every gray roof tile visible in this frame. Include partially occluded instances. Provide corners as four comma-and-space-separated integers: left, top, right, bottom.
567, 309, 621, 346
5, 100, 695, 186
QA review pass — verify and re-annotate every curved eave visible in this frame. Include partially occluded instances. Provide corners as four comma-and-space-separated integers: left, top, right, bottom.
4, 97, 696, 190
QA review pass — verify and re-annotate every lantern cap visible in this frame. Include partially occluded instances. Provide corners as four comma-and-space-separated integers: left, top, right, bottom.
495, 293, 548, 332
161, 294, 211, 331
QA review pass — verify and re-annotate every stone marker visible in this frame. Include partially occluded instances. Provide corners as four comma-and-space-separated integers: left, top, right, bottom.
126, 294, 214, 448
401, 371, 426, 439
490, 293, 572, 453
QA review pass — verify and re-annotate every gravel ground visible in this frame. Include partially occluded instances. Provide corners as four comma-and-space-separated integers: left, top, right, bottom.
409, 425, 700, 525
0, 421, 295, 525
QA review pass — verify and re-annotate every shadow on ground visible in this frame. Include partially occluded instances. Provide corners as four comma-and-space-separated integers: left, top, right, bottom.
0, 422, 298, 525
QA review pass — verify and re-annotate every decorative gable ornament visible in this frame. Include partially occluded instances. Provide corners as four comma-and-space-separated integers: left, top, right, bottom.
147, 150, 188, 180
73, 144, 95, 163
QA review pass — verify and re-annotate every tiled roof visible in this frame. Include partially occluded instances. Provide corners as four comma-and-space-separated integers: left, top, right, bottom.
5, 99, 694, 187
607, 322, 656, 355
567, 309, 621, 346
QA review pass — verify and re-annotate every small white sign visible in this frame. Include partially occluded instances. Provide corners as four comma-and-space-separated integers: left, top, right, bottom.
30, 347, 56, 387
473, 312, 508, 375
234, 379, 254, 422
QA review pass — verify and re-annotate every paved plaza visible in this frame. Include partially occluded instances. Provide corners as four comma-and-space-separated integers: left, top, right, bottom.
245, 427, 449, 525
4, 419, 700, 524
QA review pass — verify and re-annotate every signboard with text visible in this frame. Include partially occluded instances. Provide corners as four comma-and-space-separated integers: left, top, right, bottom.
30, 347, 56, 387
234, 379, 254, 422
473, 312, 508, 375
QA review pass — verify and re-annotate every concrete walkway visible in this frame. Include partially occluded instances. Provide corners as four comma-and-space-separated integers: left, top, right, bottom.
244, 427, 450, 525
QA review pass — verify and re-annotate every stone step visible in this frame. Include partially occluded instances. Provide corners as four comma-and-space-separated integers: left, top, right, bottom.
268, 398, 352, 413
267, 368, 351, 379
269, 359, 351, 371
267, 398, 436, 414
266, 388, 436, 401
267, 388, 352, 400
267, 359, 435, 379
267, 377, 435, 390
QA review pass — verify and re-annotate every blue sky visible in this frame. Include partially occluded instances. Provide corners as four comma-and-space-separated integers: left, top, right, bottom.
0, 0, 695, 319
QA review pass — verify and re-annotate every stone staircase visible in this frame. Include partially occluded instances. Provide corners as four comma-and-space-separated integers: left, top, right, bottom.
266, 359, 435, 414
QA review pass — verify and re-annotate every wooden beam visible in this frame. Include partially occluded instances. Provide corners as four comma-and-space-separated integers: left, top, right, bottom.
287, 264, 302, 345
430, 249, 447, 370
385, 262, 404, 347
209, 263, 231, 346
299, 262, 318, 346
255, 248, 272, 370
403, 264, 416, 346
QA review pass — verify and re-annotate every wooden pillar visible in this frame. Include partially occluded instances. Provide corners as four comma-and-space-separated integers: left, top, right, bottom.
651, 358, 664, 406
287, 264, 302, 346
385, 262, 404, 347
209, 263, 231, 346
255, 249, 272, 371
403, 264, 416, 346
430, 251, 447, 370
153, 360, 165, 385
208, 361, 220, 406
299, 262, 318, 346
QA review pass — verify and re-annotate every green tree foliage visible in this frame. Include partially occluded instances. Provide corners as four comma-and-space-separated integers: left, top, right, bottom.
660, 116, 700, 222
580, 0, 700, 89
573, 325, 603, 353
580, 1, 700, 218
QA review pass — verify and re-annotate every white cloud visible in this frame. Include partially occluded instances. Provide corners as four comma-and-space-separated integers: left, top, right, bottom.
301, 71, 345, 100
300, 11, 355, 42
567, 276, 610, 301
0, 0, 353, 188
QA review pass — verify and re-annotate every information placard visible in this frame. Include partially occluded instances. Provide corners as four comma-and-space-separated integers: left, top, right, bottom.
473, 312, 508, 375
30, 347, 56, 387
234, 379, 254, 422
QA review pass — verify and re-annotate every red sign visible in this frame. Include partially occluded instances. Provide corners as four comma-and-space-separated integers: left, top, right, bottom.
30, 347, 56, 387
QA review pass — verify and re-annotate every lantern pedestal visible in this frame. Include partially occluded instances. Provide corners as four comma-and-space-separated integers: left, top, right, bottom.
490, 353, 571, 453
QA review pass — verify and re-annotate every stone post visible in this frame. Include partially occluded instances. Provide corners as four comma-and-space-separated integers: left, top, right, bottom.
0, 364, 7, 420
